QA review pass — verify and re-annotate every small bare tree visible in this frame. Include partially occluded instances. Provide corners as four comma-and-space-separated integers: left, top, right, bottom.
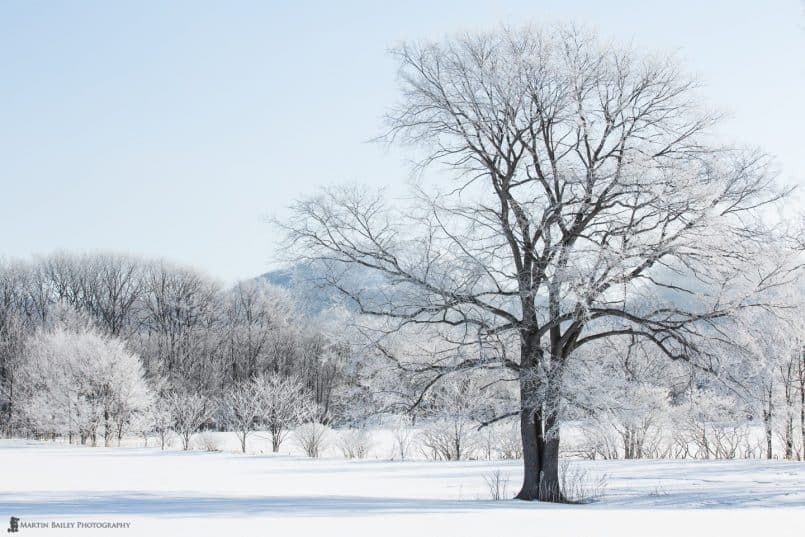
220, 379, 264, 453
391, 416, 416, 461
151, 399, 174, 450
255, 373, 317, 452
168, 392, 213, 451
417, 376, 485, 461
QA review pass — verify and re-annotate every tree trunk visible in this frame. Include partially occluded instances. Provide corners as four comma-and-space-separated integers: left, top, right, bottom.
624, 427, 634, 459
515, 333, 565, 502
515, 407, 542, 500
271, 428, 281, 453
5, 381, 13, 438
785, 415, 794, 460
104, 409, 111, 447
540, 414, 562, 502
515, 393, 563, 501
800, 380, 804, 462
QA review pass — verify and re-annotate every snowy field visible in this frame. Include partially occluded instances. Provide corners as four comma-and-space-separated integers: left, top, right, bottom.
1, 440, 804, 536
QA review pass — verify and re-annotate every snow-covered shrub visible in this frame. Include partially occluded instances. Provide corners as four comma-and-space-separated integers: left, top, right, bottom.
337, 428, 372, 459
294, 422, 330, 458
576, 420, 623, 460
418, 419, 480, 461
390, 417, 416, 461
194, 432, 222, 452
417, 376, 487, 461
559, 461, 608, 504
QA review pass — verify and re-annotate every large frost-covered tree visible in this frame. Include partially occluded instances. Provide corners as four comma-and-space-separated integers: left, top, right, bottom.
19, 321, 151, 446
282, 25, 797, 500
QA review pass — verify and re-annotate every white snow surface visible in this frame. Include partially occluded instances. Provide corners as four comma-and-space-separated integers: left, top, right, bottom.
1, 438, 804, 536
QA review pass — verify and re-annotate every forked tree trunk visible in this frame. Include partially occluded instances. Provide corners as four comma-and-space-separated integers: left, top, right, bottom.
516, 388, 563, 501
515, 334, 565, 502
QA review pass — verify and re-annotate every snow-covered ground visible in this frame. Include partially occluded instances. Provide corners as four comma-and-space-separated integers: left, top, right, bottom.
1, 439, 804, 536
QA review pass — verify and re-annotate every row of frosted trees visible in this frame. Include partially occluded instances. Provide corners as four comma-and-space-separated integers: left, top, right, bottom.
7, 306, 321, 452
563, 330, 805, 461
2, 253, 805, 460
0, 253, 369, 441
374, 339, 805, 462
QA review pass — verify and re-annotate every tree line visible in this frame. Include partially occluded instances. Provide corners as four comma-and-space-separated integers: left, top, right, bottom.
0, 253, 367, 447
0, 250, 803, 466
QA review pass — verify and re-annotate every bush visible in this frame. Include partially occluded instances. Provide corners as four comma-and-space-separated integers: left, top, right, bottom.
558, 461, 608, 503
418, 420, 479, 461
483, 469, 510, 500
337, 429, 372, 459
194, 432, 222, 452
294, 423, 330, 458
390, 418, 416, 461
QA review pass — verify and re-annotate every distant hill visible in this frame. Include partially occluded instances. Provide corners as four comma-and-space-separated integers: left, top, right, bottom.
261, 261, 704, 321
260, 265, 335, 315
259, 262, 387, 315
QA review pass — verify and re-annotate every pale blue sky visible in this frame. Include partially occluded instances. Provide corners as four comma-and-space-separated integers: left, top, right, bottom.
1, 1, 803, 283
